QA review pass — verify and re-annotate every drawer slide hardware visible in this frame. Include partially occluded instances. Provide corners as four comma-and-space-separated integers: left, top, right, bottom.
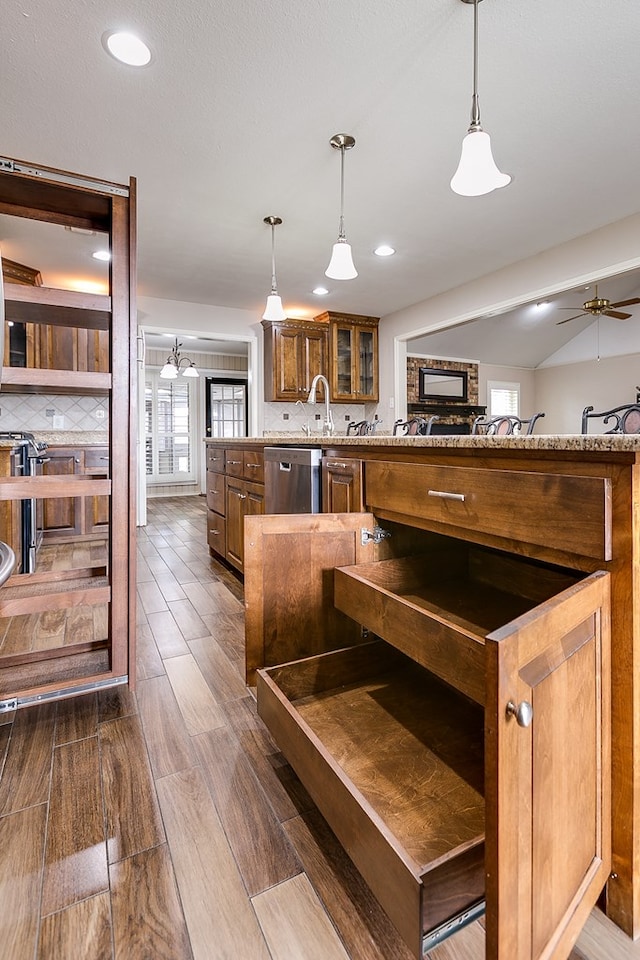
428, 489, 466, 502
361, 526, 391, 545
506, 699, 534, 727
422, 899, 485, 954
0, 676, 128, 714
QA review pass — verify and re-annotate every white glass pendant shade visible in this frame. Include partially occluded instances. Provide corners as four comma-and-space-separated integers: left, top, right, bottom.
450, 129, 511, 196
262, 293, 286, 321
325, 239, 358, 280
160, 362, 178, 379
182, 364, 199, 378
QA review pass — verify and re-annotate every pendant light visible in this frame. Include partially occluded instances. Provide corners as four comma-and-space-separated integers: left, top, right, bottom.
262, 216, 286, 321
325, 134, 357, 280
159, 338, 200, 379
450, 0, 511, 197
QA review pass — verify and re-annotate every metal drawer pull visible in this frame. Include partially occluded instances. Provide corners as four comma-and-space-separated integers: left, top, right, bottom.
246, 462, 260, 468
327, 461, 348, 469
427, 489, 466, 502
227, 459, 242, 465
238, 494, 247, 500
209, 529, 220, 535
506, 700, 533, 727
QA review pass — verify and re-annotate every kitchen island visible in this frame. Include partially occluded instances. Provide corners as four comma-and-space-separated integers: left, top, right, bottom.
207, 433, 640, 956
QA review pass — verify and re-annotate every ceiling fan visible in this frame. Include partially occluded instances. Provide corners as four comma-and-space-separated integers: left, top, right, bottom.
556, 284, 640, 325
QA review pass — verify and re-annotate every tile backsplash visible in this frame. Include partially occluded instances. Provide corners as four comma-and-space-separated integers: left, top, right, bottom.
263, 400, 373, 436
0, 393, 109, 433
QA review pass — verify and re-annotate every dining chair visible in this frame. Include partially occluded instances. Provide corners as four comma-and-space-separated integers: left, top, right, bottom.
581, 403, 640, 434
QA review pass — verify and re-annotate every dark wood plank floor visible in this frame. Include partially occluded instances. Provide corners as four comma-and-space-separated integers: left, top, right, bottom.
0, 495, 638, 959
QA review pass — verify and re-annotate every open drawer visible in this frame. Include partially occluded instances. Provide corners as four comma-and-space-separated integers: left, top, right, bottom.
247, 513, 612, 960
258, 642, 485, 955
333, 544, 580, 706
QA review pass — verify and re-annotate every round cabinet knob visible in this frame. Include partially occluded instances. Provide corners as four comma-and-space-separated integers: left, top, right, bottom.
506, 700, 533, 727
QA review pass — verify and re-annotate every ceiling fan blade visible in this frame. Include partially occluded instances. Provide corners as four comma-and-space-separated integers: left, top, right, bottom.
610, 297, 640, 308
556, 312, 587, 325
604, 309, 632, 320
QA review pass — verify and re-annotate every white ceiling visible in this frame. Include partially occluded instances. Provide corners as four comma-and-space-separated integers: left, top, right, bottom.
2, 0, 640, 349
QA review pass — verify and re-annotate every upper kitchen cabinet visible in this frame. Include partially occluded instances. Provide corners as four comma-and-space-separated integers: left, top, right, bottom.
0, 155, 136, 710
262, 317, 329, 401
318, 311, 379, 403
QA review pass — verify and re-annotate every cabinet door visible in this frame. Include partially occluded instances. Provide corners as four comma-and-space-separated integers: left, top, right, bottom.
274, 327, 306, 401
356, 325, 378, 401
322, 457, 363, 513
84, 448, 110, 535
300, 328, 328, 398
485, 570, 611, 960
226, 478, 264, 573
41, 449, 82, 537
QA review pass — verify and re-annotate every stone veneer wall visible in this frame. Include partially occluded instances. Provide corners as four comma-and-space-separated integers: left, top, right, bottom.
406, 356, 479, 405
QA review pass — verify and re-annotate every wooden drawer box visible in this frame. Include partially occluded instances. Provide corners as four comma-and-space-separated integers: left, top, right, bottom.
257, 641, 485, 956
365, 460, 612, 560
206, 510, 225, 555
333, 543, 580, 706
83, 447, 109, 470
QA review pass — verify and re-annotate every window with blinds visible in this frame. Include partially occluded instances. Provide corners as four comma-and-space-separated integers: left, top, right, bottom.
145, 372, 196, 483
488, 380, 520, 418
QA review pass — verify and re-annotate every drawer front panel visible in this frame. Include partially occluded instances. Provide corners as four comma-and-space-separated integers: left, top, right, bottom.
206, 447, 226, 473
224, 451, 244, 478
243, 449, 264, 483
206, 510, 225, 555
365, 460, 611, 560
206, 481, 225, 515
84, 447, 109, 470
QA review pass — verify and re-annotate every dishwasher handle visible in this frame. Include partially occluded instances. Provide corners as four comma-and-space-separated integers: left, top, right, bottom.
278, 461, 292, 472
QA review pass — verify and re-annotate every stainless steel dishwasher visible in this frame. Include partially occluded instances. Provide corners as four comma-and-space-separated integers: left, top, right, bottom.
264, 446, 322, 513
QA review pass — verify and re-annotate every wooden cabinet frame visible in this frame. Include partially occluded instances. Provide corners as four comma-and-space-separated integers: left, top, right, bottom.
0, 157, 135, 708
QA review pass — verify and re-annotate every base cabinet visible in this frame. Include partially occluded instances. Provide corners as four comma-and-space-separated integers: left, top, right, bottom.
206, 444, 264, 573
322, 456, 363, 513
41, 446, 109, 541
246, 497, 611, 959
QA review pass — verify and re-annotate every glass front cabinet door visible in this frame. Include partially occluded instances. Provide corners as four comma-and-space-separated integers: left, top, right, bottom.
324, 313, 379, 403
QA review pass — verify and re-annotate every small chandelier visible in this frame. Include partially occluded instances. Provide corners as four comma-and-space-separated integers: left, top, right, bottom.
450, 0, 511, 197
159, 338, 200, 379
325, 134, 357, 280
262, 216, 286, 321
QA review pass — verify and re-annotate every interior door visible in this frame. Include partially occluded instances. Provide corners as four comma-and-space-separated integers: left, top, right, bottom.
485, 570, 611, 960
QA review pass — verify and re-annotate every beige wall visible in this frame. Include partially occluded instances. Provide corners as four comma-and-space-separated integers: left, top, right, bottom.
478, 364, 536, 419
534, 355, 640, 434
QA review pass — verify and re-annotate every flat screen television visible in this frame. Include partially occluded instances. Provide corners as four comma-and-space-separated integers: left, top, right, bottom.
418, 367, 468, 402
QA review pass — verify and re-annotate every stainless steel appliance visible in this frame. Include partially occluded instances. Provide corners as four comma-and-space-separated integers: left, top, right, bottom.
0, 431, 48, 573
264, 446, 322, 514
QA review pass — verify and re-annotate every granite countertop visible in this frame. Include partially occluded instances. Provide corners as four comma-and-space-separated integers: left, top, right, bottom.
0, 431, 108, 447
204, 433, 640, 453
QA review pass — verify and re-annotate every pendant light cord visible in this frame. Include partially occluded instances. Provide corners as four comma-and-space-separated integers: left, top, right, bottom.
469, 0, 481, 130
338, 145, 346, 240
270, 223, 278, 294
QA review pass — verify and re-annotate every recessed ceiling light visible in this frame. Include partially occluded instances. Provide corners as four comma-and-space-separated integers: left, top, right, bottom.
533, 301, 550, 310
104, 31, 151, 67
92, 250, 111, 262
313, 286, 329, 296
374, 245, 395, 257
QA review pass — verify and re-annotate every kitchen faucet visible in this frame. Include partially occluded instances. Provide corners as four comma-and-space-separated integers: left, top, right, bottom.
307, 374, 334, 436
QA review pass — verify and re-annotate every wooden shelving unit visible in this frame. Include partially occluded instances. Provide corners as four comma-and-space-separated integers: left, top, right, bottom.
0, 156, 136, 709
